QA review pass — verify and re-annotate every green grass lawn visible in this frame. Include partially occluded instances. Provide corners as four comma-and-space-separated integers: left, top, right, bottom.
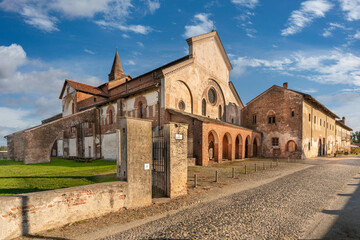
0, 157, 117, 196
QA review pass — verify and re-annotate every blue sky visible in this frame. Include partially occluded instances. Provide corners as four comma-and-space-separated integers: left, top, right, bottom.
0, 0, 360, 145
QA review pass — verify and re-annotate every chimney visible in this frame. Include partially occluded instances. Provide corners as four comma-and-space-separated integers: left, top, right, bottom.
342, 117, 345, 124
283, 82, 288, 89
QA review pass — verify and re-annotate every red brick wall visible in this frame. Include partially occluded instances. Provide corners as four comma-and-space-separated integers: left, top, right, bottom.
242, 86, 303, 159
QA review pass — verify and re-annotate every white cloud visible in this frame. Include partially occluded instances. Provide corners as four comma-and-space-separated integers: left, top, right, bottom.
0, 43, 104, 144
183, 13, 213, 38
231, 50, 360, 86
95, 20, 152, 34
137, 42, 144, 48
317, 92, 360, 131
122, 33, 130, 39
0, 0, 153, 34
339, 0, 360, 21
127, 60, 136, 65
281, 0, 333, 36
231, 0, 259, 9
353, 31, 360, 39
0, 44, 27, 78
146, 0, 160, 14
84, 49, 95, 55
322, 23, 349, 37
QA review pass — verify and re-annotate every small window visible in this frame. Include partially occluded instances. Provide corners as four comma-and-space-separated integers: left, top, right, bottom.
202, 99, 206, 116
314, 116, 316, 124
94, 98, 96, 103
252, 114, 257, 124
320, 119, 322, 126
309, 113, 311, 122
308, 142, 310, 150
291, 110, 295, 117
268, 116, 276, 124
109, 110, 113, 124
231, 118, 234, 124
218, 105, 222, 119
178, 100, 185, 111
272, 138, 279, 146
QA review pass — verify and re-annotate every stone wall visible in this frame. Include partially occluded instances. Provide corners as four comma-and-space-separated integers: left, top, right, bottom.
164, 123, 188, 198
0, 182, 128, 240
118, 117, 153, 208
0, 151, 8, 159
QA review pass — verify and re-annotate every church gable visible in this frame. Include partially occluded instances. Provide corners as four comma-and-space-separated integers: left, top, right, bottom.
187, 31, 232, 83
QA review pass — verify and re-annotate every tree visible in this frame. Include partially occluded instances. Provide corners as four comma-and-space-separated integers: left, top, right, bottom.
0, 146, 7, 151
351, 131, 360, 143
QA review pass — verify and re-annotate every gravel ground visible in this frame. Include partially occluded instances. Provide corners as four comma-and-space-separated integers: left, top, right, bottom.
103, 157, 360, 240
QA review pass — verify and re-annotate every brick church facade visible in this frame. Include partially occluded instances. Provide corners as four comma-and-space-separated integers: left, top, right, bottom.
6, 31, 352, 164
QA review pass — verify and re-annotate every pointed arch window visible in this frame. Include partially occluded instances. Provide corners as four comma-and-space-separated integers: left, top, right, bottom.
109, 110, 113, 124
202, 99, 206, 116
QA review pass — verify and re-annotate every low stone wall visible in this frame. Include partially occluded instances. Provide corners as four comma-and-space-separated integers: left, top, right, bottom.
0, 151, 8, 159
0, 182, 128, 240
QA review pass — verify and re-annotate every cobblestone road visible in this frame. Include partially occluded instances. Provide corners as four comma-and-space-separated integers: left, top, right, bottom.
103, 157, 360, 240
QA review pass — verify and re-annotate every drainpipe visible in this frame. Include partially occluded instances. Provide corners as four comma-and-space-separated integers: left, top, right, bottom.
155, 82, 161, 133
97, 108, 102, 159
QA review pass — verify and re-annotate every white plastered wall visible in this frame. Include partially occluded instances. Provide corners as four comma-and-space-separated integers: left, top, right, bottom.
57, 140, 63, 157
69, 138, 77, 156
101, 133, 117, 160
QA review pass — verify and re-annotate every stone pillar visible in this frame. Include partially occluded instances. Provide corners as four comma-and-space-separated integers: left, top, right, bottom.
117, 117, 153, 208
164, 122, 188, 198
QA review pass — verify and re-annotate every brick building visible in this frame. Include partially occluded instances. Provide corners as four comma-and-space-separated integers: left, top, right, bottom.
6, 31, 260, 165
242, 83, 352, 159
6, 31, 353, 164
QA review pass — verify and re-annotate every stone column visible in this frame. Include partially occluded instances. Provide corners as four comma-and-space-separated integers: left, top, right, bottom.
164, 122, 188, 198
117, 117, 153, 208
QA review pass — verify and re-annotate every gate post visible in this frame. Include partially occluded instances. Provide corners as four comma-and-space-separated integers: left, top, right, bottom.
164, 122, 188, 198
117, 117, 153, 208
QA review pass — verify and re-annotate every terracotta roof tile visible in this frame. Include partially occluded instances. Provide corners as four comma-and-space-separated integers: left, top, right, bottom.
66, 79, 109, 97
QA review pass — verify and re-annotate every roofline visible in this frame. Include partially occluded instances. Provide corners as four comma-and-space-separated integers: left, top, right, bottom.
79, 84, 159, 111
186, 31, 233, 71
167, 108, 259, 132
59, 79, 109, 99
229, 81, 244, 107
336, 120, 353, 131
246, 84, 340, 119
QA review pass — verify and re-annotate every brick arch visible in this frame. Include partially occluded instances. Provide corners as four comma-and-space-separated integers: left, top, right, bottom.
106, 104, 115, 125
253, 137, 260, 157
208, 130, 219, 162
286, 140, 297, 153
244, 135, 251, 158
134, 95, 147, 118
235, 134, 243, 159
222, 132, 232, 160
175, 80, 193, 114
15, 108, 98, 164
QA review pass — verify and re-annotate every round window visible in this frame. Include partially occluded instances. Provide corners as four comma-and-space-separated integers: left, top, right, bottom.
178, 100, 185, 110
208, 88, 217, 104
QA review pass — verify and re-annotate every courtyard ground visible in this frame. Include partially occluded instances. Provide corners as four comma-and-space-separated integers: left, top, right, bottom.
0, 158, 116, 195
13, 156, 360, 240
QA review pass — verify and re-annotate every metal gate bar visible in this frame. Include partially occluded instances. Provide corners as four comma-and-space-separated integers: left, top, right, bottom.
152, 131, 168, 197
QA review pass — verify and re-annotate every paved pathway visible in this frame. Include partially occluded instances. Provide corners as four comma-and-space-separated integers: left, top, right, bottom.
102, 157, 360, 240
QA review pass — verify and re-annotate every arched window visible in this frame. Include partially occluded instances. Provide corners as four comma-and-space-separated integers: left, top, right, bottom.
139, 102, 144, 118
109, 110, 113, 124
202, 99, 206, 116
218, 105, 222, 119
71, 102, 75, 114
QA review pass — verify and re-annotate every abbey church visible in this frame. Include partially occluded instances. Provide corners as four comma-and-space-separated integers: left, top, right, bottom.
6, 31, 352, 165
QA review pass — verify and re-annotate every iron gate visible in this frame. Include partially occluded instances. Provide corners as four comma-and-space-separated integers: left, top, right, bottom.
152, 131, 168, 197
